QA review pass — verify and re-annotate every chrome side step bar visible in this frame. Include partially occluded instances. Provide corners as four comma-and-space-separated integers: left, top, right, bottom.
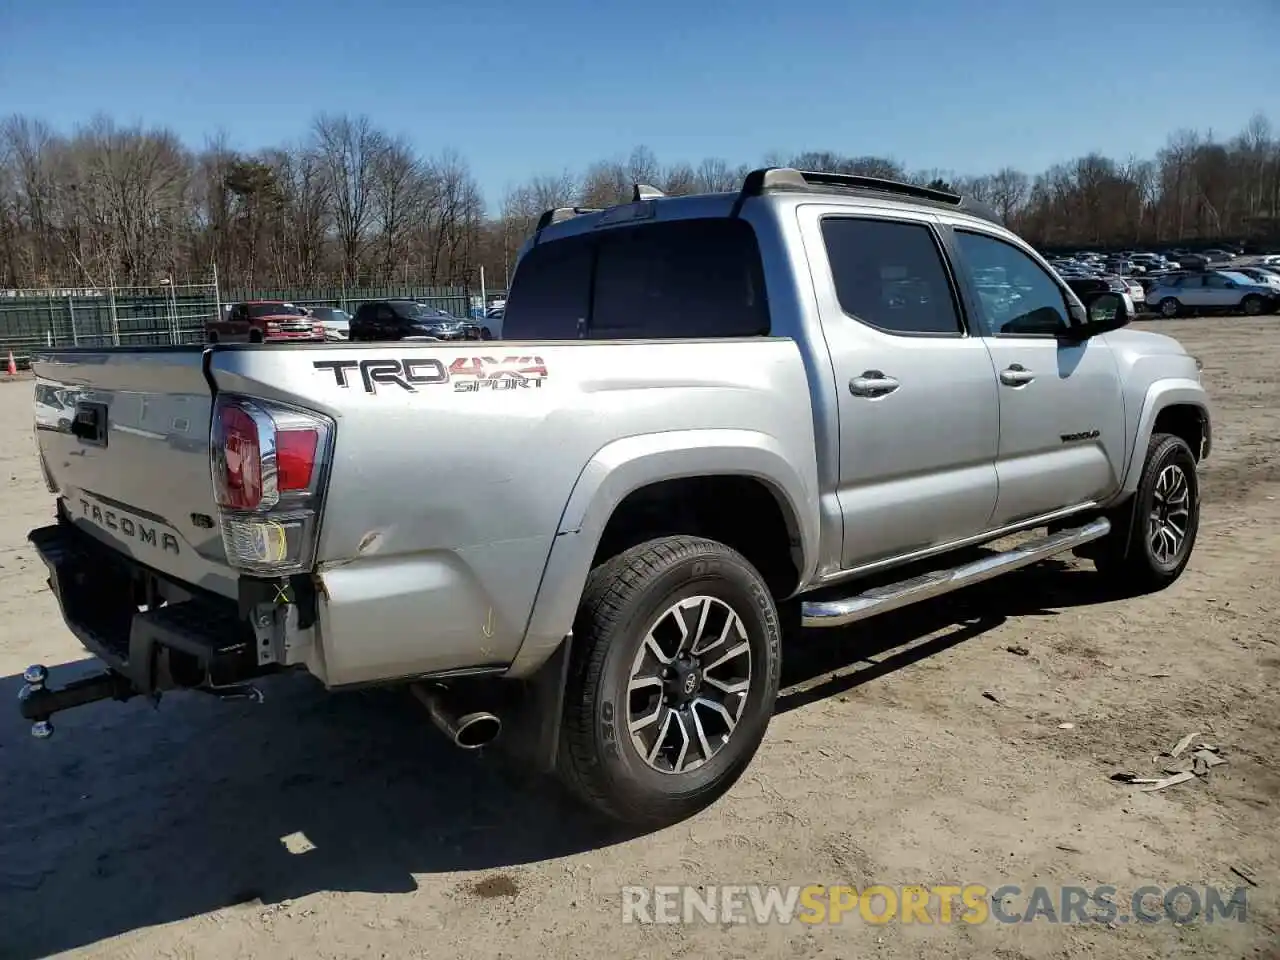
801, 517, 1111, 629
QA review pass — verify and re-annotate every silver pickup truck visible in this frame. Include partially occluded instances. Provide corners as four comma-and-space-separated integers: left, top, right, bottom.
20, 169, 1211, 826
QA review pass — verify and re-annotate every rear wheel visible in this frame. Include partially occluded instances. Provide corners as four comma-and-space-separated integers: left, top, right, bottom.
558, 536, 781, 825
207, 331, 219, 344
1093, 433, 1199, 592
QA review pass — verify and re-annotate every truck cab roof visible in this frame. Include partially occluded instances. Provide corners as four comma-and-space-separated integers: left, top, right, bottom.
525, 167, 1007, 257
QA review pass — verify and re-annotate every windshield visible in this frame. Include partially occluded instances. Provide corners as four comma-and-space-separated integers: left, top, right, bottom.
248, 302, 306, 318
393, 302, 459, 321
390, 302, 430, 320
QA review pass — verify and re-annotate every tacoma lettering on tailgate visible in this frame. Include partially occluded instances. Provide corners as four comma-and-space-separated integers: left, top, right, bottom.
77, 498, 180, 554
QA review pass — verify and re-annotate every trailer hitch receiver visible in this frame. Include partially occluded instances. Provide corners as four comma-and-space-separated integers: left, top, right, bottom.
18, 664, 138, 739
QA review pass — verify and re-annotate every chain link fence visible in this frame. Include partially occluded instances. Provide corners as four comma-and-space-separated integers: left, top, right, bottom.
0, 281, 488, 369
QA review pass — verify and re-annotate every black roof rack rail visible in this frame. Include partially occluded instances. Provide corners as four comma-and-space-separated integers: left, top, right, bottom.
632, 183, 665, 201
534, 206, 603, 232
731, 166, 1003, 224
532, 205, 605, 245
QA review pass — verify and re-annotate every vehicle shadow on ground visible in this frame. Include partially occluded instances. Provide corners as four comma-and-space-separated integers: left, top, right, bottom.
776, 559, 1117, 713
0, 559, 1118, 959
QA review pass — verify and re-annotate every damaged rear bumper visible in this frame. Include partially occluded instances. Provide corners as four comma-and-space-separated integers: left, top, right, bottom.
18, 520, 277, 734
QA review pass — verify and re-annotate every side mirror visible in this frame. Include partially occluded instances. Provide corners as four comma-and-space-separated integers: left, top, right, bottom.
1067, 291, 1132, 340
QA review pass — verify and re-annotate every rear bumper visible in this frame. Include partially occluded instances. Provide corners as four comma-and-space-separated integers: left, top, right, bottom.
29, 520, 267, 695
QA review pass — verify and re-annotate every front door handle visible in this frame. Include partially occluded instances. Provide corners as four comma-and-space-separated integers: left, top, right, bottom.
999, 364, 1035, 386
849, 371, 900, 398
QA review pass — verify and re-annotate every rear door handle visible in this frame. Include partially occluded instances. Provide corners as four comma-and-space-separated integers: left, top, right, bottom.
999, 364, 1035, 386
849, 371, 900, 398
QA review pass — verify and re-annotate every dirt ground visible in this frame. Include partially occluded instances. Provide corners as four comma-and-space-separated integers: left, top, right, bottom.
1, 317, 1277, 960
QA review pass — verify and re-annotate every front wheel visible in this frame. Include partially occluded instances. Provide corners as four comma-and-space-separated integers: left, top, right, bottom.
558, 536, 782, 825
1159, 298, 1181, 318
1093, 433, 1199, 592
1241, 294, 1265, 317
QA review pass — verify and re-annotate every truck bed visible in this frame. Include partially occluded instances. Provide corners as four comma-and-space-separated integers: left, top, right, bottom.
31, 339, 818, 686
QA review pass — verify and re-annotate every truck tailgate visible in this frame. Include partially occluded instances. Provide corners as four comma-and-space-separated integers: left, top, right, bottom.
31, 347, 237, 597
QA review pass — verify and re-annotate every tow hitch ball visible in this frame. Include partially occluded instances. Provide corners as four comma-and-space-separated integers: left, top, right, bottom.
18, 664, 265, 738
17, 664, 136, 740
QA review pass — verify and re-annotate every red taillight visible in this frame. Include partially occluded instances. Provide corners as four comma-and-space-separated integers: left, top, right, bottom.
276, 429, 318, 491
218, 405, 263, 509
211, 395, 333, 575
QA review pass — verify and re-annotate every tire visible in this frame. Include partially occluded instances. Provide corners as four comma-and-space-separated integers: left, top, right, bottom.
558, 535, 782, 826
1241, 295, 1264, 317
248, 330, 264, 344
1159, 298, 1180, 318
480, 327, 493, 340
207, 331, 219, 344
1093, 433, 1199, 592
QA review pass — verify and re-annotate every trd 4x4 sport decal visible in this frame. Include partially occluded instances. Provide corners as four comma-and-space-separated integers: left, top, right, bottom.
313, 356, 548, 394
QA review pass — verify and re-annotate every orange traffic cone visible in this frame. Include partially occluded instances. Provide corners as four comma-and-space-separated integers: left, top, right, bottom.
5, 350, 15, 376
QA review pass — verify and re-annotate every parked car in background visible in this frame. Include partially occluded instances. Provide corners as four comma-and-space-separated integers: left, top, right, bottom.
349, 299, 483, 341
1121, 276, 1146, 309
1147, 270, 1278, 317
481, 305, 505, 339
1062, 274, 1144, 313
1228, 267, 1280, 293
307, 306, 354, 340
1202, 249, 1235, 262
207, 301, 326, 343
1062, 274, 1126, 297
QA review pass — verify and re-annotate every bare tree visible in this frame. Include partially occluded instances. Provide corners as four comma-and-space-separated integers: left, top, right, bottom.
370, 135, 425, 283
312, 113, 384, 283
4, 112, 1280, 292
988, 167, 1030, 224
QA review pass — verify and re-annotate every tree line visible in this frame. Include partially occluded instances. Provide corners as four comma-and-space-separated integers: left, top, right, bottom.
2, 111, 1277, 292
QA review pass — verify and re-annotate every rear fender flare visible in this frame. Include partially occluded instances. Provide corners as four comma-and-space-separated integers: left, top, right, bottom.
504, 428, 818, 677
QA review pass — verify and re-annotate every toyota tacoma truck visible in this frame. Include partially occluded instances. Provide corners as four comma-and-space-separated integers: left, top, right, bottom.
20, 169, 1211, 826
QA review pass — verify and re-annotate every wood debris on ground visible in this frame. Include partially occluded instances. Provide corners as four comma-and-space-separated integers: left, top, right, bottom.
1109, 732, 1228, 792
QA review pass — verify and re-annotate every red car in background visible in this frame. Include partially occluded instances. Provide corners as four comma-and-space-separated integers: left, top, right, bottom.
206, 301, 326, 343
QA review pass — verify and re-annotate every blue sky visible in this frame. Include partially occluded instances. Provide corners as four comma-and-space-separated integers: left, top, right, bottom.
4, 0, 1277, 209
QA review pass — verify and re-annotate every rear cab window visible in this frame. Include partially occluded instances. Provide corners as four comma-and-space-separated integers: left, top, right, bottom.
502, 217, 770, 340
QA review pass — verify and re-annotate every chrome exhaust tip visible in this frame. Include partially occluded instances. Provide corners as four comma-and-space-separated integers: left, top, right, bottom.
411, 684, 502, 749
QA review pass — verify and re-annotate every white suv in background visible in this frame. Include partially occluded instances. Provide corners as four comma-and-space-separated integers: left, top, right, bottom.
1147, 270, 1278, 317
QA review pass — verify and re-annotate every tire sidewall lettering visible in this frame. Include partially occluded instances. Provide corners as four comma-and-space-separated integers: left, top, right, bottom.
597, 548, 780, 789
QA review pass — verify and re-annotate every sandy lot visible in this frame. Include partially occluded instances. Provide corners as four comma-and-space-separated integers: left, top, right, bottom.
1, 318, 1277, 960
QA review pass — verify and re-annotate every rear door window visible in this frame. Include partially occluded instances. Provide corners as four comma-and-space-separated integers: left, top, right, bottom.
821, 218, 964, 336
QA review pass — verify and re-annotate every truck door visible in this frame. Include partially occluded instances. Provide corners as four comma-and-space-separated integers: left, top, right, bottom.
799, 206, 1001, 570
947, 227, 1126, 527
228, 304, 250, 341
